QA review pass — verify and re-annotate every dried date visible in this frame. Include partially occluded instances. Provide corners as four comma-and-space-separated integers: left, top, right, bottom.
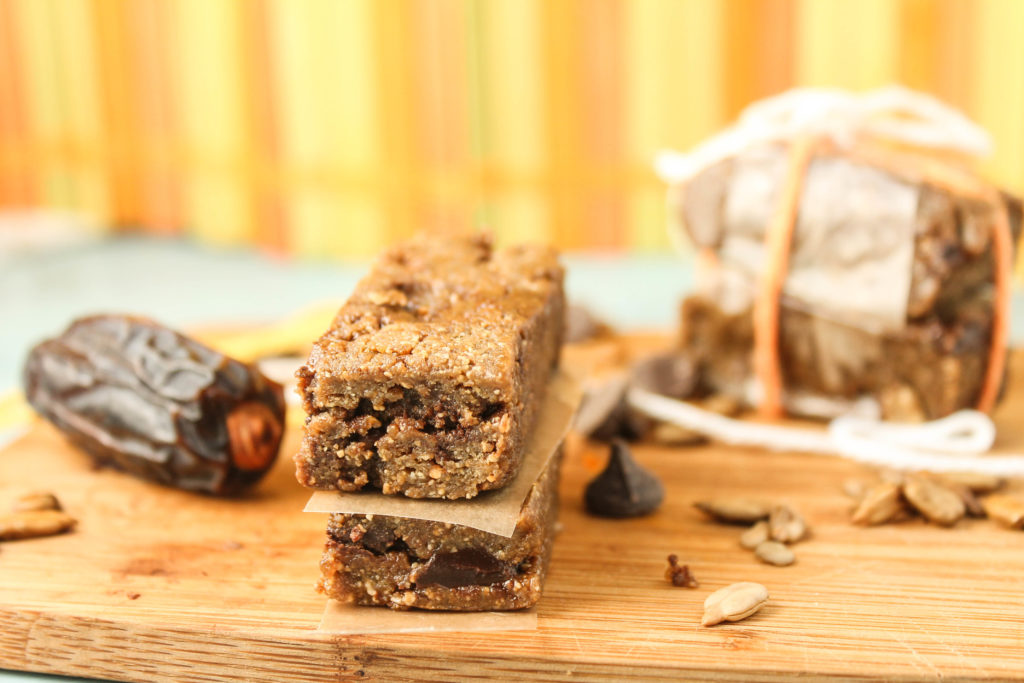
24, 315, 285, 495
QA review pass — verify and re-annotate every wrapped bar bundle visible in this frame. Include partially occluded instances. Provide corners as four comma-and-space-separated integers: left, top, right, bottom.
657, 87, 1022, 421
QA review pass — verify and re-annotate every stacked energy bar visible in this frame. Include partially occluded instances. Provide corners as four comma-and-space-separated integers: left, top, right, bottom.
295, 233, 566, 610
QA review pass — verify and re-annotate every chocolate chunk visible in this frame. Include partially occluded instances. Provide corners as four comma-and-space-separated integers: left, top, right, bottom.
574, 374, 630, 440
565, 304, 611, 343
584, 439, 664, 517
623, 351, 700, 440
412, 548, 515, 588
629, 351, 698, 399
320, 447, 564, 610
665, 554, 699, 588
358, 525, 397, 555
575, 351, 702, 444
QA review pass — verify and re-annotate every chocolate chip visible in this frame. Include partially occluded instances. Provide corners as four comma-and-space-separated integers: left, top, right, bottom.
411, 548, 515, 588
584, 439, 664, 517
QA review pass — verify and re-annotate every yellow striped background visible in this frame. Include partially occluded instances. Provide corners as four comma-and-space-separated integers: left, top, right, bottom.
0, 0, 1022, 257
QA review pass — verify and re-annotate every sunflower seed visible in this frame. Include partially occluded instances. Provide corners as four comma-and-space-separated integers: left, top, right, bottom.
943, 481, 986, 518
755, 541, 795, 566
879, 469, 906, 486
694, 498, 771, 525
902, 476, 965, 526
842, 479, 869, 501
981, 494, 1024, 529
699, 394, 742, 417
936, 472, 1005, 494
701, 582, 769, 627
739, 520, 770, 550
0, 510, 77, 541
649, 422, 705, 446
878, 383, 926, 422
647, 394, 740, 445
851, 482, 906, 526
12, 492, 62, 513
769, 505, 807, 543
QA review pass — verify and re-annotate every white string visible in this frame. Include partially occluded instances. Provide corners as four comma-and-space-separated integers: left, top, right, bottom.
829, 411, 995, 455
627, 387, 1024, 476
655, 85, 992, 185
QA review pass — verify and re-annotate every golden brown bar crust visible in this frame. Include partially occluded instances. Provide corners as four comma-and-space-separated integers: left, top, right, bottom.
318, 448, 562, 611
295, 234, 565, 498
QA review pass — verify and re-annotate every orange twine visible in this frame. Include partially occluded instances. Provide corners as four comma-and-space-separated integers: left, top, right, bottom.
753, 135, 817, 418
753, 136, 1012, 418
977, 199, 1012, 413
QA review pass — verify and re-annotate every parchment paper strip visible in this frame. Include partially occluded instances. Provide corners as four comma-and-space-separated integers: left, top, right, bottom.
303, 371, 581, 537
318, 599, 537, 634
714, 146, 919, 334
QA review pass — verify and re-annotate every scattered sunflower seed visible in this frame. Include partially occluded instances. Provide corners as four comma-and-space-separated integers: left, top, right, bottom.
584, 439, 664, 517
647, 394, 741, 446
943, 481, 986, 518
754, 541, 795, 566
701, 582, 769, 627
902, 476, 965, 527
842, 479, 869, 501
879, 469, 906, 486
739, 520, 770, 550
0, 510, 77, 541
698, 394, 742, 417
694, 498, 771, 525
878, 383, 926, 423
665, 554, 699, 588
936, 472, 1005, 495
851, 482, 907, 526
981, 494, 1024, 529
649, 422, 705, 446
12, 492, 62, 513
769, 505, 807, 543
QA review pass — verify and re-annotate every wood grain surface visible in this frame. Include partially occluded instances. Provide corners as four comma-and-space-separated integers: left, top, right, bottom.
2, 336, 1024, 682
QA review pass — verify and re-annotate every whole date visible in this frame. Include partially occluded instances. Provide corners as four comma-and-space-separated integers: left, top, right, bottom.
24, 315, 286, 495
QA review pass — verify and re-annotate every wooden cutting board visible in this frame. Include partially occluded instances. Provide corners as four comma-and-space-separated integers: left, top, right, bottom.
2, 337, 1024, 682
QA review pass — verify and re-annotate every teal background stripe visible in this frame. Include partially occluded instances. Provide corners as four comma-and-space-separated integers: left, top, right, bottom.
0, 236, 694, 391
